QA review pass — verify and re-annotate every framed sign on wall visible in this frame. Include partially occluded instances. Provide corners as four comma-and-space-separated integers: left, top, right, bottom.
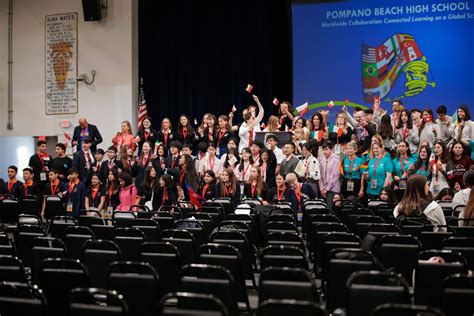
45, 12, 78, 115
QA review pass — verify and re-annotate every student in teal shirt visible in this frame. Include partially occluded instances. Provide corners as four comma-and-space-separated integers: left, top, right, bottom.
341, 140, 364, 198
408, 144, 432, 179
364, 142, 393, 199
392, 140, 415, 200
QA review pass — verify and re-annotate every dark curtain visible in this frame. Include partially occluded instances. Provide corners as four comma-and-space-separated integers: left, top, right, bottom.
139, 0, 292, 128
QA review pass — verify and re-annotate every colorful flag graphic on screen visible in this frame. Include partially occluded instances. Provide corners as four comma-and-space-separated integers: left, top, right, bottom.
362, 33, 430, 102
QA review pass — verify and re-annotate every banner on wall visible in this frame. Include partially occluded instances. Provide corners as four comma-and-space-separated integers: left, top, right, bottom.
292, 0, 474, 117
45, 12, 78, 115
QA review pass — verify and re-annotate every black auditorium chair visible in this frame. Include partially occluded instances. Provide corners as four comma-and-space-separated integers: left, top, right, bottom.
68, 287, 128, 316
0, 255, 28, 283
162, 229, 196, 265
159, 292, 229, 316
64, 226, 95, 259
113, 227, 145, 260
31, 237, 67, 283
418, 225, 455, 250
15, 224, 46, 267
112, 210, 135, 227
174, 219, 205, 246
43, 196, 65, 219
260, 245, 308, 270
209, 230, 256, 287
258, 267, 318, 304
197, 243, 250, 312
132, 218, 161, 242
82, 239, 121, 288
139, 241, 181, 296
257, 299, 327, 316
346, 270, 410, 316
21, 195, 39, 216
442, 274, 474, 316
1, 197, 21, 224
107, 261, 160, 316
0, 234, 15, 256
47, 216, 76, 240
90, 218, 116, 240
442, 237, 474, 270
179, 263, 238, 316
373, 234, 421, 286
372, 303, 445, 316
326, 248, 382, 311
414, 250, 468, 308
0, 282, 47, 316
151, 211, 175, 231
39, 258, 90, 316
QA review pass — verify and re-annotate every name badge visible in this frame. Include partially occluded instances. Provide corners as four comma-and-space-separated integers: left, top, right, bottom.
239, 183, 245, 198
40, 172, 47, 181
433, 184, 440, 193
216, 147, 220, 156
370, 179, 378, 189
66, 201, 73, 213
347, 181, 355, 192
106, 205, 114, 218
399, 179, 407, 190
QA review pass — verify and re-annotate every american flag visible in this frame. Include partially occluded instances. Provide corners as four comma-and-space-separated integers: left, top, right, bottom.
137, 78, 148, 130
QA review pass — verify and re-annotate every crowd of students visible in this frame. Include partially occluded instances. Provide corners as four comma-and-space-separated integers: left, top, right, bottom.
0, 95, 473, 224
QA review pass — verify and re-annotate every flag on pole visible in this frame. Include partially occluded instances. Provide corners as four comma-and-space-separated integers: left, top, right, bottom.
245, 84, 253, 93
295, 102, 308, 116
137, 78, 148, 130
273, 98, 280, 106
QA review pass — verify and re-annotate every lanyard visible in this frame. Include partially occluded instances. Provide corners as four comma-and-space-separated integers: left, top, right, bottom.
179, 170, 185, 185
68, 181, 77, 194
201, 184, 208, 199
209, 157, 215, 171
38, 154, 46, 171
171, 156, 178, 169
162, 189, 168, 205
223, 184, 231, 197
24, 181, 32, 195
277, 187, 286, 200
164, 132, 169, 144
50, 182, 59, 195
347, 156, 356, 180
372, 157, 382, 177
399, 156, 408, 175
295, 183, 302, 210
91, 187, 99, 200
182, 128, 187, 141
251, 182, 257, 198
261, 163, 266, 180
217, 130, 226, 147
242, 162, 251, 179
144, 130, 150, 141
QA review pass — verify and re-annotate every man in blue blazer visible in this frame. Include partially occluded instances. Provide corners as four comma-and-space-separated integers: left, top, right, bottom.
72, 117, 103, 153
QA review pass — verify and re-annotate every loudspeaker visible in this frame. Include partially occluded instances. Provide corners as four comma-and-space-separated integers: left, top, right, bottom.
82, 0, 102, 21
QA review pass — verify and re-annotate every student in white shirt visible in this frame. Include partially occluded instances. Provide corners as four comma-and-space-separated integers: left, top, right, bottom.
199, 145, 223, 179
234, 147, 254, 182
238, 94, 264, 153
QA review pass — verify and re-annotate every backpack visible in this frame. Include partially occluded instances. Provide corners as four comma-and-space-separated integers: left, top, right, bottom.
395, 200, 432, 227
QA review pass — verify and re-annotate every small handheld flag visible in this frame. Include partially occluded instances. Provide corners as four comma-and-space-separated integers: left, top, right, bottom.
344, 99, 349, 105
372, 95, 381, 111
273, 98, 280, 106
295, 102, 308, 117
328, 100, 334, 109
194, 118, 198, 125
63, 132, 72, 141
186, 184, 204, 208
232, 105, 237, 113
261, 122, 266, 129
245, 84, 253, 93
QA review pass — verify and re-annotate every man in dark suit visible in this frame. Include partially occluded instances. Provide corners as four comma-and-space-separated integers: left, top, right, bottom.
163, 140, 182, 180
72, 137, 95, 186
72, 117, 103, 153
100, 146, 121, 183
